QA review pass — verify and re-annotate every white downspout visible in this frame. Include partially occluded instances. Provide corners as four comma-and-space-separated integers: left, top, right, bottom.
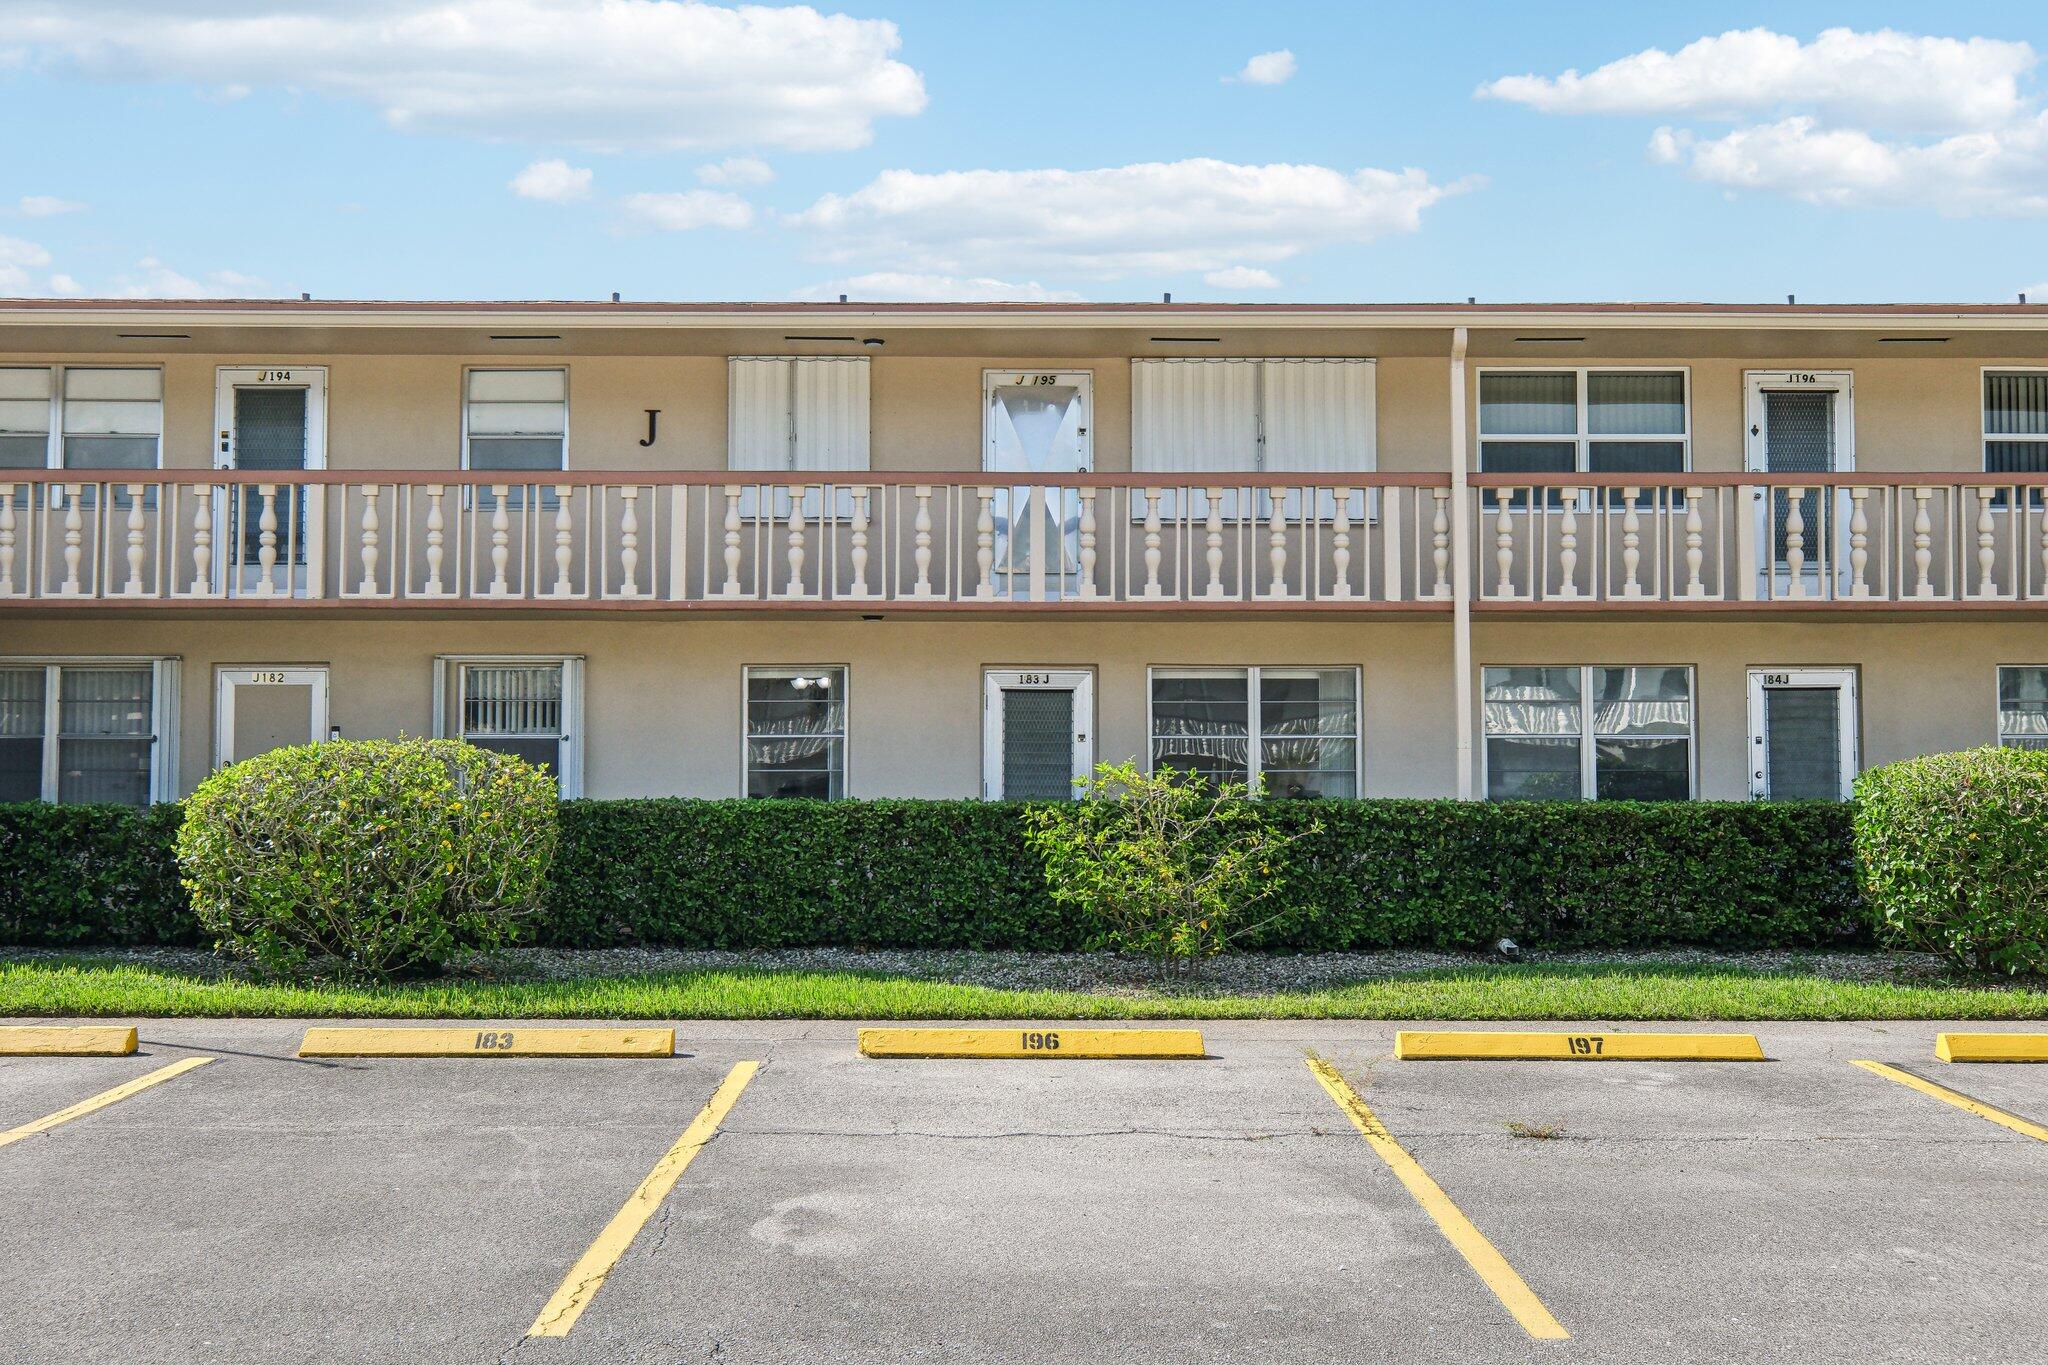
1449, 326, 1474, 800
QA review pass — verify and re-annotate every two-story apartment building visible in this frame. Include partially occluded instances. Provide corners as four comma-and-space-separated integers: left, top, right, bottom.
3, 298, 2045, 808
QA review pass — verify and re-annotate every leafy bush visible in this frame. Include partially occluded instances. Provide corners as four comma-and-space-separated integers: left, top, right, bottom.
1855, 747, 2048, 976
3, 794, 1863, 954
176, 739, 558, 979
1024, 763, 1316, 969
0, 802, 193, 946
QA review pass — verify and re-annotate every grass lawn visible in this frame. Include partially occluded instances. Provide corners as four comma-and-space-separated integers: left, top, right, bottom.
3, 957, 2047, 1021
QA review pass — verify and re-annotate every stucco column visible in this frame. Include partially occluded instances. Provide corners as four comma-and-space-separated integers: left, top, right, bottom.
1449, 326, 1474, 799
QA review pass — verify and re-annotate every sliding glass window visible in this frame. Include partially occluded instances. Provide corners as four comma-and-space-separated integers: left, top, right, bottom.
1999, 666, 2048, 750
1149, 666, 1357, 798
1483, 665, 1693, 801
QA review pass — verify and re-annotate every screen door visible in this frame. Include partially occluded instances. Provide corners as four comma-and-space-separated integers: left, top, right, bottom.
216, 367, 327, 593
983, 371, 1091, 599
983, 669, 1093, 799
1745, 373, 1851, 595
1747, 668, 1856, 800
215, 666, 329, 767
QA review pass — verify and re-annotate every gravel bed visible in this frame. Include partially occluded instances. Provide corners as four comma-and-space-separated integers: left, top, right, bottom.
0, 944, 1971, 997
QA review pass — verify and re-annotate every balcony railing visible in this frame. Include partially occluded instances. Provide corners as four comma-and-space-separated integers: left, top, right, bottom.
0, 471, 1450, 606
1470, 474, 2048, 605
7, 470, 2047, 609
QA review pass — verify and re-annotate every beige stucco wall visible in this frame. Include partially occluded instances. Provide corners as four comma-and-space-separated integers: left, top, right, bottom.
6, 342, 2017, 479
3, 616, 1452, 800
8, 612, 2040, 803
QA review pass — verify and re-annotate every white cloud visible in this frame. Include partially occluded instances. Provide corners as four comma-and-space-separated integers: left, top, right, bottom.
111, 257, 271, 298
0, 0, 927, 152
1492, 27, 2048, 217
792, 272, 1084, 303
509, 158, 593, 203
17, 194, 83, 216
618, 189, 754, 231
1203, 265, 1281, 290
792, 158, 1471, 277
46, 272, 81, 295
696, 155, 773, 187
1650, 114, 2048, 215
1480, 27, 2033, 133
1229, 50, 1296, 86
0, 234, 52, 291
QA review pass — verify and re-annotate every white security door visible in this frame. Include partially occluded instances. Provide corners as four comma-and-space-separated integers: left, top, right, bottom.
982, 669, 1094, 799
1745, 371, 1852, 595
983, 370, 1091, 599
215, 666, 330, 767
215, 367, 328, 594
1747, 668, 1857, 800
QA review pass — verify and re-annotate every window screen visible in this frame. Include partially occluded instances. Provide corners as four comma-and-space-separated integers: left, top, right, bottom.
1763, 688, 1841, 800
466, 369, 566, 472
1000, 688, 1075, 800
0, 368, 51, 470
460, 664, 565, 775
62, 368, 161, 469
1985, 372, 2048, 478
1150, 670, 1250, 785
0, 666, 45, 802
1999, 666, 2048, 750
746, 667, 846, 799
55, 666, 154, 806
1480, 370, 1687, 480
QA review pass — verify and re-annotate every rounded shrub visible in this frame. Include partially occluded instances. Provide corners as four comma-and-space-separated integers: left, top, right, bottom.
177, 738, 558, 979
1854, 746, 2048, 976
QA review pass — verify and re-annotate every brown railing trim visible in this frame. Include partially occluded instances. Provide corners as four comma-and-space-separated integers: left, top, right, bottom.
0, 469, 1449, 488
1467, 472, 2048, 488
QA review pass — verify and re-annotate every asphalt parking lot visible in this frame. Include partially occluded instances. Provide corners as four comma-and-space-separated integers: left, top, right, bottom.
2, 1020, 2045, 1364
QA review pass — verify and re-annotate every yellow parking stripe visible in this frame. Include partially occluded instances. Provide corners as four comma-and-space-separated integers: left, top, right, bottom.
1851, 1060, 2048, 1144
527, 1060, 760, 1338
1306, 1057, 1568, 1341
0, 1056, 214, 1151
0, 1026, 138, 1056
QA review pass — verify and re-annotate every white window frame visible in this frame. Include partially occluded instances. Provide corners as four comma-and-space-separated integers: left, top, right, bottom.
1996, 664, 2048, 749
981, 667, 1095, 800
1479, 664, 1697, 802
0, 655, 180, 804
461, 366, 570, 473
431, 654, 583, 796
1144, 665, 1361, 798
212, 665, 331, 768
727, 356, 871, 473
1746, 667, 1859, 800
743, 664, 849, 799
1476, 366, 1692, 475
1131, 357, 1378, 473
1982, 367, 2048, 475
0, 365, 165, 470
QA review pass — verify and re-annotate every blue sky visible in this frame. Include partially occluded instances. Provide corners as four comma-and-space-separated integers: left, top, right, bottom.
1, 1, 2045, 303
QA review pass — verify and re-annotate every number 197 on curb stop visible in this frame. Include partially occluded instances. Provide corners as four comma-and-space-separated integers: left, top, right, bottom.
1566, 1035, 1604, 1056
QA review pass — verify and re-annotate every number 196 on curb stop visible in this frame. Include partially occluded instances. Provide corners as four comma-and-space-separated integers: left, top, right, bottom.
1020, 1031, 1061, 1051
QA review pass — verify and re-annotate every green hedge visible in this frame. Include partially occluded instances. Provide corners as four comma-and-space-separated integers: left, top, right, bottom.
0, 797, 1864, 952
0, 803, 195, 947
